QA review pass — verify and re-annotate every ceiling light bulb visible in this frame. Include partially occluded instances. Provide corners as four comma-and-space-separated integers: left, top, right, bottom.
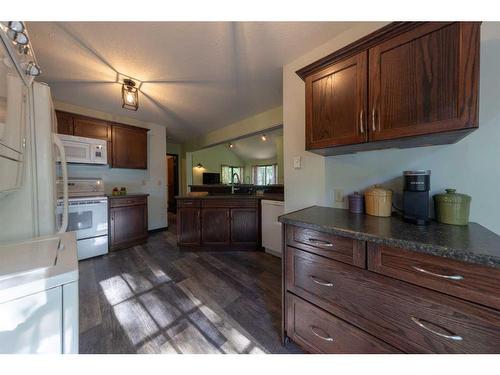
261, 134, 267, 141
8, 21, 25, 33
229, 143, 234, 148
126, 92, 135, 104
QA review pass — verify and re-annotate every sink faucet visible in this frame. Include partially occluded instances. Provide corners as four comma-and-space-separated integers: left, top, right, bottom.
231, 172, 241, 194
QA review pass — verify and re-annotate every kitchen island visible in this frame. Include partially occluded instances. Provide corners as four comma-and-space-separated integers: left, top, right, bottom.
176, 194, 282, 249
279, 206, 500, 354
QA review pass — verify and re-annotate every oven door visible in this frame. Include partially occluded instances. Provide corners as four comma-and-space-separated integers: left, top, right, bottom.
56, 197, 108, 240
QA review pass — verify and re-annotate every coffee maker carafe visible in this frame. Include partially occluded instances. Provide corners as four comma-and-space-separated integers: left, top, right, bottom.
403, 170, 431, 225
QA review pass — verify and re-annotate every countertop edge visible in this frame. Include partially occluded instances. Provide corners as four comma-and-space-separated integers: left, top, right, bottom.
279, 210, 499, 269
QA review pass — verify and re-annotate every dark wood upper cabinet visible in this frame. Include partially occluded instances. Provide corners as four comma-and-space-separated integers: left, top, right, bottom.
56, 111, 74, 135
298, 22, 481, 156
306, 51, 367, 149
55, 110, 149, 169
73, 117, 110, 141
369, 22, 479, 142
112, 124, 148, 169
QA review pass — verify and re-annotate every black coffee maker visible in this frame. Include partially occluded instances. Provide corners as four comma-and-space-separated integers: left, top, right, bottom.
402, 170, 431, 225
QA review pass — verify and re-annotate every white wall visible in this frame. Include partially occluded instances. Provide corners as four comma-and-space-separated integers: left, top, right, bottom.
283, 22, 500, 235
56, 101, 167, 230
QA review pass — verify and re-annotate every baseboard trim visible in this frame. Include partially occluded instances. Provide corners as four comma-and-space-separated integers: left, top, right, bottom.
148, 226, 168, 234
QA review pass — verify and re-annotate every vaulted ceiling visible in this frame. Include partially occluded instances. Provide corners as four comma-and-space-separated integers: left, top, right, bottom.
27, 22, 354, 142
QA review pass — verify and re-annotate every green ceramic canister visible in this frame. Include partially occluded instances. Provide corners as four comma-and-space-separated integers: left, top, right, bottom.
433, 189, 471, 226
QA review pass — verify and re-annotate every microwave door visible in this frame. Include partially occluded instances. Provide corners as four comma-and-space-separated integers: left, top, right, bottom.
63, 140, 91, 163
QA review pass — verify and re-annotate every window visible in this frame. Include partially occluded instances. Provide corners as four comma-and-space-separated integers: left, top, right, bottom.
221, 165, 243, 184
252, 164, 277, 185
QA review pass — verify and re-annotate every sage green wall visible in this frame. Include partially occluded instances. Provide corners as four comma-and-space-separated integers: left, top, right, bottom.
191, 144, 244, 185
284, 22, 500, 235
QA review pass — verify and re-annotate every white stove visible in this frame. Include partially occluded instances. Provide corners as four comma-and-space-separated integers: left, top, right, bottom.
57, 178, 108, 260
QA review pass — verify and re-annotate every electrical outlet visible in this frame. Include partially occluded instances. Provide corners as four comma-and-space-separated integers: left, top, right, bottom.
334, 189, 344, 203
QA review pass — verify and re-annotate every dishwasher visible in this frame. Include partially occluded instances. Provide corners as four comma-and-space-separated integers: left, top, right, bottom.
261, 199, 284, 257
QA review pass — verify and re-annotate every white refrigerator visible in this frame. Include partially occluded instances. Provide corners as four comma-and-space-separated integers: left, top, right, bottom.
0, 23, 77, 354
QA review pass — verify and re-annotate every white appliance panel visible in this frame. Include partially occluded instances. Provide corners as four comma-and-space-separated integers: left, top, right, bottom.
58, 134, 107, 165
261, 199, 284, 257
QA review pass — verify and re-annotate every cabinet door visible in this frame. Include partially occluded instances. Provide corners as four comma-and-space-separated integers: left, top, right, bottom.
369, 22, 480, 141
201, 208, 230, 246
230, 208, 258, 246
306, 51, 367, 149
110, 205, 147, 249
177, 207, 201, 246
73, 116, 109, 140
112, 125, 148, 169
55, 111, 74, 135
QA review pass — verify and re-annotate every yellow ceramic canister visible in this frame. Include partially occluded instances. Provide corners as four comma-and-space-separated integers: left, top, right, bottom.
364, 186, 393, 217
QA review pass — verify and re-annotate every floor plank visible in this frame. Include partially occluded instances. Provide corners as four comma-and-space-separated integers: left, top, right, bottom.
78, 213, 302, 354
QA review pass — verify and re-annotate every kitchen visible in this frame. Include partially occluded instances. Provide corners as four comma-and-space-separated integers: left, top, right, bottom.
0, 7, 500, 372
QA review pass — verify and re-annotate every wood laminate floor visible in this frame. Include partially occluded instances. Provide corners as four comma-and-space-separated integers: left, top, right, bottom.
78, 213, 302, 354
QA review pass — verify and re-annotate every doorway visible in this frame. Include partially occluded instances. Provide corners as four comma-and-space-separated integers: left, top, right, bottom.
167, 153, 179, 213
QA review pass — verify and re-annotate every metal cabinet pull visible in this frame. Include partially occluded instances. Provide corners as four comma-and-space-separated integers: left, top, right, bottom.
308, 238, 333, 247
359, 110, 364, 134
310, 275, 334, 287
371, 108, 376, 131
412, 266, 464, 281
310, 326, 334, 342
411, 317, 463, 341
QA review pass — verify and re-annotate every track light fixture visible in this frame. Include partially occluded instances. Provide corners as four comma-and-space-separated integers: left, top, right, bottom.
261, 134, 267, 141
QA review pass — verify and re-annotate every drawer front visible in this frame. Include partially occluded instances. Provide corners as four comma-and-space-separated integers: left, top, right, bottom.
367, 244, 500, 310
201, 199, 258, 208
287, 225, 365, 268
177, 199, 201, 208
286, 247, 500, 353
109, 196, 147, 208
286, 293, 399, 354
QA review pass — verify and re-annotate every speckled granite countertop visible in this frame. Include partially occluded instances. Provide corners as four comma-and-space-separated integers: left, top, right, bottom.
279, 206, 500, 269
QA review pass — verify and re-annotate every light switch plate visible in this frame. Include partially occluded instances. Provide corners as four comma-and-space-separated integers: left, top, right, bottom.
293, 156, 301, 169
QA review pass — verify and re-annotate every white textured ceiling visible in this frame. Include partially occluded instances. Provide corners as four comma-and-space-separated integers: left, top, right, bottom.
27, 22, 354, 142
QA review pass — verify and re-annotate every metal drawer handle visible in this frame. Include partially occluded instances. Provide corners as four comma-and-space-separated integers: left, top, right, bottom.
412, 266, 464, 281
371, 107, 376, 131
411, 317, 463, 341
310, 326, 334, 342
308, 238, 333, 247
310, 275, 334, 287
359, 110, 364, 134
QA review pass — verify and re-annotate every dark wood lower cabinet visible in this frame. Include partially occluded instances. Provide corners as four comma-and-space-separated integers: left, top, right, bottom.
109, 195, 148, 251
176, 197, 260, 250
283, 224, 500, 354
201, 208, 230, 246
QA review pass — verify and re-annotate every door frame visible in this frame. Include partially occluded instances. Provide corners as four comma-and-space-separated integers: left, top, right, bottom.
167, 153, 179, 213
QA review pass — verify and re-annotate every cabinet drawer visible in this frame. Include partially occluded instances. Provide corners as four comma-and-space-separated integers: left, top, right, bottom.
109, 196, 147, 208
201, 199, 258, 208
286, 293, 399, 354
286, 226, 365, 267
367, 244, 500, 310
177, 199, 201, 208
286, 247, 500, 353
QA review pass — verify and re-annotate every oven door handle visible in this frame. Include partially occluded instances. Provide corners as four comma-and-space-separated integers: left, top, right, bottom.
53, 134, 68, 233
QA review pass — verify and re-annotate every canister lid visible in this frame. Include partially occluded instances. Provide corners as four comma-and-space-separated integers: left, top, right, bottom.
365, 185, 393, 197
433, 188, 471, 203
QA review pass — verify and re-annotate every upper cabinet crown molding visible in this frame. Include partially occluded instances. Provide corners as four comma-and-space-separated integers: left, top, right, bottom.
298, 22, 481, 156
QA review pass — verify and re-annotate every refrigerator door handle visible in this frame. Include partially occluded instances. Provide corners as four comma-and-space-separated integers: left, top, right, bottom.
53, 133, 68, 233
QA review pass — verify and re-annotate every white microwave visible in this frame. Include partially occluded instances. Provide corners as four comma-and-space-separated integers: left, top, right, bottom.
57, 134, 107, 165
